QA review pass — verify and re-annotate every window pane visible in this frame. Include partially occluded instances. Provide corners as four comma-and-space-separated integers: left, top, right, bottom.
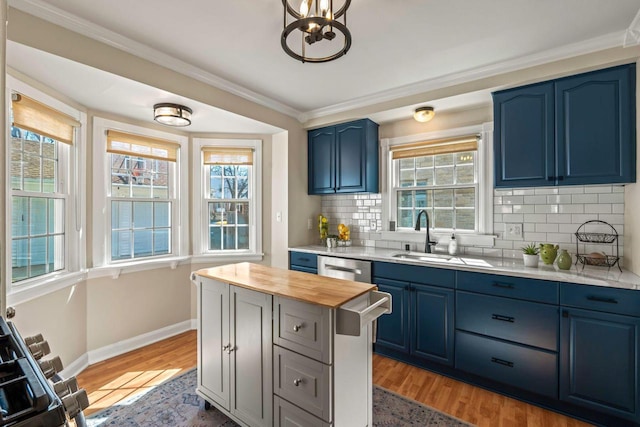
435, 166, 454, 185
415, 209, 428, 229
11, 239, 28, 282
433, 189, 453, 208
133, 230, 153, 257
400, 169, 414, 187
42, 159, 56, 193
12, 197, 28, 238
209, 227, 222, 250
456, 151, 475, 165
415, 190, 430, 208
23, 154, 41, 192
237, 226, 249, 249
153, 229, 170, 255
399, 158, 414, 170
112, 230, 131, 260
223, 227, 236, 249
49, 199, 65, 234
30, 198, 47, 236
29, 236, 47, 276
415, 156, 433, 168
456, 210, 475, 230
154, 202, 171, 228
433, 210, 453, 229
236, 202, 249, 225
456, 165, 474, 184
435, 154, 453, 167
11, 139, 23, 191
398, 191, 413, 208
112, 201, 132, 229
210, 176, 222, 199
398, 209, 413, 228
415, 168, 432, 186
237, 177, 249, 199
223, 177, 236, 198
455, 188, 475, 208
133, 202, 153, 228
50, 234, 65, 271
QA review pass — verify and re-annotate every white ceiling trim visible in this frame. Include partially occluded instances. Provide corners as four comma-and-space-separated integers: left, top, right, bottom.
300, 30, 627, 122
8, 0, 303, 119
624, 7, 640, 46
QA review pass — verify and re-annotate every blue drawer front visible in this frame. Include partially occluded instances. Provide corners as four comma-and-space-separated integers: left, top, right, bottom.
457, 291, 558, 351
374, 262, 455, 289
560, 283, 640, 317
457, 271, 558, 304
455, 331, 558, 398
290, 265, 317, 274
289, 252, 318, 269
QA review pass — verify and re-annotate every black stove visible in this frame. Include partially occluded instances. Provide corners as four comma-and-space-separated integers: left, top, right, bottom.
0, 318, 66, 427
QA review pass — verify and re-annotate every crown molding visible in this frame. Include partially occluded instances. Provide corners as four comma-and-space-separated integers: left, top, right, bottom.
299, 30, 627, 122
624, 7, 640, 47
8, 0, 303, 120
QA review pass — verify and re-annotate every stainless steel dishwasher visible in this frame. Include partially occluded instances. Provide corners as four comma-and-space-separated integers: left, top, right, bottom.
317, 255, 372, 283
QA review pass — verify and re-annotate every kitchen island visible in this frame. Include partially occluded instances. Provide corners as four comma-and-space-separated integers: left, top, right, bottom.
191, 262, 391, 427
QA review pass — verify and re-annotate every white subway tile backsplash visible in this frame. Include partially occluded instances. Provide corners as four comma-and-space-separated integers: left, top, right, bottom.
319, 182, 624, 261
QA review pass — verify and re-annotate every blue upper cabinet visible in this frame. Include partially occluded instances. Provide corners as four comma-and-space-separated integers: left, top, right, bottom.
308, 119, 379, 194
493, 64, 636, 188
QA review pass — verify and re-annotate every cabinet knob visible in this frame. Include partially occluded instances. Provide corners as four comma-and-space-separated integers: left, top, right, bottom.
222, 344, 230, 352
293, 378, 302, 386
293, 324, 303, 332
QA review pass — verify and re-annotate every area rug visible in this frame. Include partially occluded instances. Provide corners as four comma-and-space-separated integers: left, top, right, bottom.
86, 369, 473, 426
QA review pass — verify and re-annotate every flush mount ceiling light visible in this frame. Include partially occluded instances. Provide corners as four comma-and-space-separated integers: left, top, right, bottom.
153, 103, 192, 127
414, 106, 435, 123
281, 0, 352, 63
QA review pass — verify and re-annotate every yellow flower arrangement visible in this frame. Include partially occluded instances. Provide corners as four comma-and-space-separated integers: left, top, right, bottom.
318, 214, 329, 240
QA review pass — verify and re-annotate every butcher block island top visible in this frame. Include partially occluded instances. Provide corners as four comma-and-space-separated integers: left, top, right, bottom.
193, 262, 376, 308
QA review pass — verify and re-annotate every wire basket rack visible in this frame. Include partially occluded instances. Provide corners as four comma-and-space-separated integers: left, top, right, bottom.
574, 220, 621, 271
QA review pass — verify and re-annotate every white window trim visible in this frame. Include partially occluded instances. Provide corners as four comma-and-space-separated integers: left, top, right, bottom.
192, 138, 263, 262
5, 75, 87, 300
380, 123, 495, 247
92, 117, 189, 270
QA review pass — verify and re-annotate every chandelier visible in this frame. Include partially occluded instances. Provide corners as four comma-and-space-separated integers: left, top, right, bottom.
281, 0, 352, 63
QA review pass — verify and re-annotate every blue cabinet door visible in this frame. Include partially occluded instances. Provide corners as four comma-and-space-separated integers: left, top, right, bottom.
374, 278, 410, 353
335, 121, 367, 193
555, 64, 636, 185
493, 82, 555, 188
308, 127, 335, 194
560, 308, 640, 423
411, 283, 454, 366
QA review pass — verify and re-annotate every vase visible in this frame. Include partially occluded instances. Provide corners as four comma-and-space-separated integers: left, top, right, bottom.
523, 254, 539, 268
539, 243, 559, 265
556, 249, 572, 270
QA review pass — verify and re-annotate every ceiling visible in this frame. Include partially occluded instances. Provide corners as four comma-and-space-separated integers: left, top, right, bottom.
7, 0, 640, 133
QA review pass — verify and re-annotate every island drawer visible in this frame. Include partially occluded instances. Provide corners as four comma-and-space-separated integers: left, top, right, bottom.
290, 252, 318, 269
456, 291, 559, 351
455, 331, 558, 398
274, 346, 332, 423
560, 283, 640, 317
274, 296, 332, 364
457, 271, 559, 304
274, 395, 332, 427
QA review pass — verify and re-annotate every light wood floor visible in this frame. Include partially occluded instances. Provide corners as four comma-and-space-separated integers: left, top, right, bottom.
76, 330, 591, 426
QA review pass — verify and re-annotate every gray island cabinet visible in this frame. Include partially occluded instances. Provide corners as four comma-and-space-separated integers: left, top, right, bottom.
191, 262, 391, 427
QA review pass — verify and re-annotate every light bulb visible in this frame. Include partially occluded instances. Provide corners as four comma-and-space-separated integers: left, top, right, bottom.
299, 0, 311, 17
320, 0, 330, 16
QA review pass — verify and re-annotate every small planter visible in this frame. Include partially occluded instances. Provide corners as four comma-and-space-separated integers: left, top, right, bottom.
523, 254, 539, 268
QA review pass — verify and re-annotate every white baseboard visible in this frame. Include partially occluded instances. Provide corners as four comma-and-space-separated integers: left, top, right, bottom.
59, 352, 89, 379
190, 318, 197, 330
87, 320, 195, 365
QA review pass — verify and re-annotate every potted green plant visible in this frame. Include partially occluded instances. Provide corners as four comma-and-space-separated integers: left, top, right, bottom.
521, 243, 540, 268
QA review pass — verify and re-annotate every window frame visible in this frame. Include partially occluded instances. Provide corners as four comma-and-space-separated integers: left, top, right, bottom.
92, 117, 189, 270
192, 138, 263, 262
381, 124, 494, 244
5, 75, 86, 304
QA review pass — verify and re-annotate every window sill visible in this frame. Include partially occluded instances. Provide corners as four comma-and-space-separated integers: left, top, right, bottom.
87, 256, 192, 280
379, 230, 496, 247
191, 253, 264, 265
8, 271, 87, 306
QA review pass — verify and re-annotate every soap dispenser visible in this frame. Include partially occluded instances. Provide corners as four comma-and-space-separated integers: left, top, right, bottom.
448, 233, 457, 255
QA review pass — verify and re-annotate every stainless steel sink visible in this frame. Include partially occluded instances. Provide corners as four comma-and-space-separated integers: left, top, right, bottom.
392, 252, 453, 262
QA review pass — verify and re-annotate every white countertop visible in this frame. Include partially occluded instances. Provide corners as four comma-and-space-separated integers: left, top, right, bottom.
289, 245, 640, 291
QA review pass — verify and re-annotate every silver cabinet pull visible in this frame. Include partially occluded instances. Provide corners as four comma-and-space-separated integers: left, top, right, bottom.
293, 324, 302, 332
293, 378, 302, 386
226, 345, 235, 354
222, 344, 230, 352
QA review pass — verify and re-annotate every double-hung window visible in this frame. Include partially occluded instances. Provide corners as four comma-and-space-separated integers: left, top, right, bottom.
9, 93, 81, 285
391, 135, 479, 232
192, 138, 262, 259
106, 130, 178, 261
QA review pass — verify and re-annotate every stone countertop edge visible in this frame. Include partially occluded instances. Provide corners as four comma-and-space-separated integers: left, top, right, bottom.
289, 245, 640, 291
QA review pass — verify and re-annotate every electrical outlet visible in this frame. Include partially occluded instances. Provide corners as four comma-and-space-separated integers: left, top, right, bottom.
507, 223, 523, 238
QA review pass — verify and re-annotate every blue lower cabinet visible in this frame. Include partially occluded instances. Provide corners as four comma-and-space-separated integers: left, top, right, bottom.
374, 278, 454, 366
411, 284, 454, 365
455, 331, 558, 398
560, 308, 640, 423
375, 278, 410, 353
289, 251, 317, 274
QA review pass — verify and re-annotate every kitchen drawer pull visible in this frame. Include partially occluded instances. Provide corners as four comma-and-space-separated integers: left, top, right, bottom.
492, 282, 515, 289
491, 357, 514, 368
293, 324, 303, 332
293, 378, 302, 386
586, 295, 618, 304
491, 314, 515, 323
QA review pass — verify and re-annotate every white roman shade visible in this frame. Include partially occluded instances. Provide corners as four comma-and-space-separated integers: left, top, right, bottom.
12, 93, 80, 145
107, 130, 180, 162
202, 147, 254, 165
